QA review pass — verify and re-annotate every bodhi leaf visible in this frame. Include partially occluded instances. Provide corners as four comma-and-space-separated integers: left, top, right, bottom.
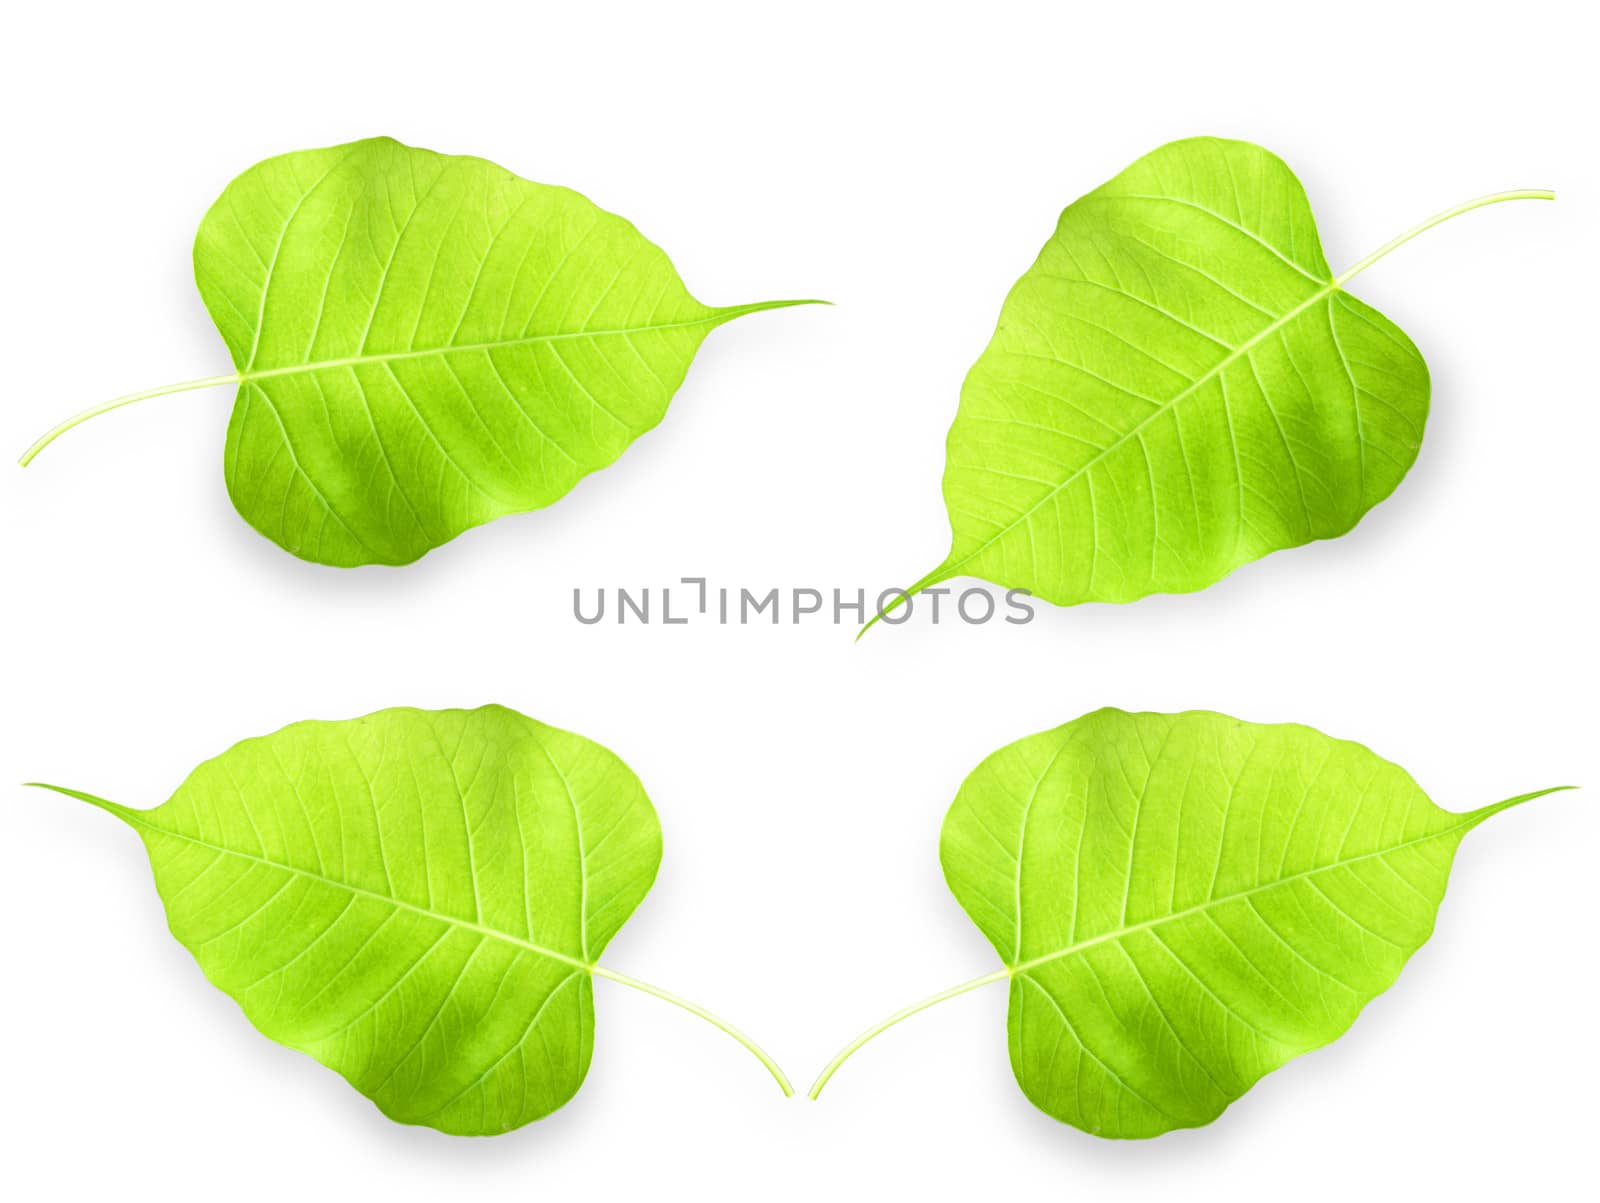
868, 137, 1551, 630
809, 708, 1568, 1137
20, 137, 819, 566
31, 705, 790, 1134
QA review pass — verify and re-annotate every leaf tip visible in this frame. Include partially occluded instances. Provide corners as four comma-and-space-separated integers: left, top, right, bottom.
1466, 784, 1578, 827
23, 781, 137, 822
855, 563, 959, 640
719, 297, 832, 323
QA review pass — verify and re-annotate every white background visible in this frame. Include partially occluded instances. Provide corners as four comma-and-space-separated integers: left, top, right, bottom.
2, 1, 1594, 1197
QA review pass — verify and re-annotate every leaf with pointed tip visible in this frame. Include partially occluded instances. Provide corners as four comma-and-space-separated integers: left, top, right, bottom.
32, 705, 790, 1134
810, 708, 1568, 1137
873, 137, 1550, 628
22, 137, 819, 566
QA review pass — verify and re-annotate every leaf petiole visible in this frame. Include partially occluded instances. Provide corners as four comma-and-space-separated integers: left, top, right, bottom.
866, 183, 1555, 636
27, 780, 795, 1100
1333, 188, 1554, 288
16, 299, 827, 470
807, 966, 1010, 1099
19, 373, 241, 467
591, 964, 794, 1097
808, 785, 1573, 1100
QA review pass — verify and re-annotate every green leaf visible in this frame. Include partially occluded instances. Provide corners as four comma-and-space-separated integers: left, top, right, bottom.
870, 137, 1550, 630
21, 137, 819, 566
809, 707, 1568, 1137
32, 705, 790, 1134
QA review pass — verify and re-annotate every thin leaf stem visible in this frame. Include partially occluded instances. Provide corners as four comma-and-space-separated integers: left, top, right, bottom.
807, 966, 1011, 1099
1334, 188, 1554, 287
864, 186, 1555, 633
28, 782, 794, 1097
589, 964, 794, 1096
806, 787, 1576, 1100
17, 299, 827, 468
19, 374, 241, 467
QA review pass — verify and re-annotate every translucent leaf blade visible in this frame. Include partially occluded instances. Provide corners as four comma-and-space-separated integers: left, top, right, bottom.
96, 705, 661, 1134
941, 708, 1519, 1137
194, 137, 797, 565
938, 137, 1430, 605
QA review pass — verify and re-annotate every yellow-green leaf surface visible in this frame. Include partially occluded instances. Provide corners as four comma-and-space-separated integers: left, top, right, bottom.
876, 137, 1550, 626
33, 706, 790, 1134
23, 138, 817, 566
810, 708, 1566, 1137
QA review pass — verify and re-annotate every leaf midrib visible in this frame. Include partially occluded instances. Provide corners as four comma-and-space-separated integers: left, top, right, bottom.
237, 308, 753, 383
1002, 810, 1472, 979
944, 277, 1340, 579
122, 808, 594, 973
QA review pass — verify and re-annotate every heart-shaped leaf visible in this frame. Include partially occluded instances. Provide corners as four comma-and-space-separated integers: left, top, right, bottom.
32, 705, 790, 1134
22, 137, 819, 566
810, 708, 1567, 1137
870, 138, 1550, 629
